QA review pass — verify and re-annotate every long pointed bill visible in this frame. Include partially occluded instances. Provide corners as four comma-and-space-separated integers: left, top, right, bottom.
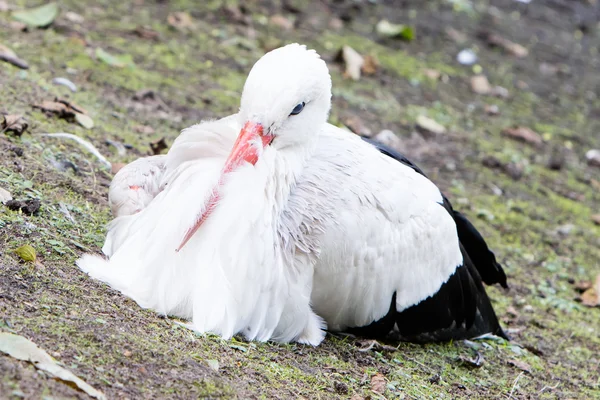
176, 121, 273, 252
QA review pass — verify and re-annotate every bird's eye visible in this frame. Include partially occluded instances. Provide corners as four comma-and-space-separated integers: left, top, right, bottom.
290, 102, 305, 116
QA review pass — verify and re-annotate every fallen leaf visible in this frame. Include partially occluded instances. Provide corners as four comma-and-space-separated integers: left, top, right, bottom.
123, 350, 132, 357
0, 187, 12, 204
133, 89, 169, 110
64, 11, 84, 24
95, 48, 135, 68
0, 43, 29, 69
471, 75, 491, 94
1, 114, 28, 135
338, 45, 364, 81
32, 100, 74, 117
167, 11, 194, 30
479, 31, 528, 58
134, 124, 155, 134
0, 332, 106, 399
506, 306, 519, 318
502, 126, 542, 146
9, 21, 28, 31
206, 359, 219, 372
370, 373, 386, 394
579, 274, 600, 307
74, 113, 94, 129
14, 244, 36, 262
586, 149, 600, 167
574, 280, 592, 292
376, 19, 415, 40
57, 98, 87, 114
416, 115, 447, 136
423, 69, 441, 80
133, 26, 160, 40
12, 2, 58, 28
5, 198, 41, 215
223, 4, 250, 25
508, 359, 532, 373
150, 137, 168, 155
361, 55, 378, 75
270, 14, 294, 30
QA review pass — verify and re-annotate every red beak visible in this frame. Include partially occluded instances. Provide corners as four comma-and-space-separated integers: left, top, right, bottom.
176, 121, 273, 252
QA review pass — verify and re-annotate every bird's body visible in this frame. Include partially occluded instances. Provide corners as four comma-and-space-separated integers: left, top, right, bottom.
78, 44, 507, 345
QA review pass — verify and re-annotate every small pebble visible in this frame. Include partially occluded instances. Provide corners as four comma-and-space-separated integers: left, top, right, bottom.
457, 49, 477, 65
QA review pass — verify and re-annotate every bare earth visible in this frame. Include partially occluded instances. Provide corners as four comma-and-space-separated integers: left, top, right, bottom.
1, 0, 599, 399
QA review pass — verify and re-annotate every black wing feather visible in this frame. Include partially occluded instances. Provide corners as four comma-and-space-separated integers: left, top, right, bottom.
356, 136, 508, 341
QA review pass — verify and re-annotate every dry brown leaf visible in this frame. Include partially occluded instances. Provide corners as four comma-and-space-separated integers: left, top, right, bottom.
423, 68, 441, 80
471, 75, 491, 94
580, 274, 600, 307
9, 21, 27, 31
502, 126, 542, 146
479, 31, 528, 58
361, 55, 378, 75
0, 332, 106, 399
64, 11, 84, 24
370, 373, 386, 394
270, 14, 294, 30
150, 137, 168, 155
1, 114, 28, 135
33, 101, 74, 117
134, 124, 155, 134
508, 359, 532, 373
134, 26, 160, 40
339, 45, 364, 81
167, 12, 194, 30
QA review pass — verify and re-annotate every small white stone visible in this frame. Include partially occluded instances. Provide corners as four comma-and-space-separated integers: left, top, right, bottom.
586, 149, 600, 167
0, 187, 12, 204
457, 49, 477, 65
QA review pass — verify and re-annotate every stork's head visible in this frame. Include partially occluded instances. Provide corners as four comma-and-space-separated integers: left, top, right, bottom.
221, 44, 332, 174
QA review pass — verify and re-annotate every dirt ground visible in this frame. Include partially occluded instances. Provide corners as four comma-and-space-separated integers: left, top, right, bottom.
1, 0, 599, 399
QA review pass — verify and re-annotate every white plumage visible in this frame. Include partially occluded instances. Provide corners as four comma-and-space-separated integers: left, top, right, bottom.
78, 44, 506, 345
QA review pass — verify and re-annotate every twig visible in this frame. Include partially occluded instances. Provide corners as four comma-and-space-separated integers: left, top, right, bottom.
539, 381, 560, 394
36, 133, 112, 169
0, 53, 29, 69
508, 371, 524, 399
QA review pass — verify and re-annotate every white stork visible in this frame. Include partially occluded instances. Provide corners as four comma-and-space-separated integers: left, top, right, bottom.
78, 44, 507, 345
